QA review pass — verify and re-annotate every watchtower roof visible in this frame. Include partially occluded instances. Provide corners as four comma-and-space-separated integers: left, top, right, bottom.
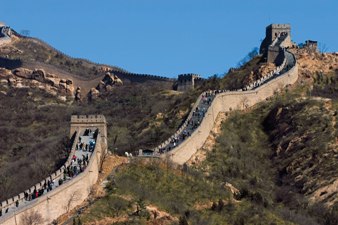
71, 114, 106, 124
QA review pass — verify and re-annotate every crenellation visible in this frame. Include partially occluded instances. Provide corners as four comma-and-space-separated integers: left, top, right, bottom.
174, 73, 204, 91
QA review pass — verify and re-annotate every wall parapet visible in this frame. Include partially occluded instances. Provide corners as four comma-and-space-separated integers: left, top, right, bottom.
167, 59, 298, 164
71, 114, 107, 124
148, 44, 298, 164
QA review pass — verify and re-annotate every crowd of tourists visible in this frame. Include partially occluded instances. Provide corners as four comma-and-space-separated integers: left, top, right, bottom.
159, 91, 216, 153
0, 129, 97, 218
155, 48, 296, 155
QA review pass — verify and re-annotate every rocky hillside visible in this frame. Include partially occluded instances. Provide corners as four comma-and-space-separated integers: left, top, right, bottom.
67, 46, 338, 225
0, 30, 174, 101
0, 30, 208, 202
264, 97, 337, 207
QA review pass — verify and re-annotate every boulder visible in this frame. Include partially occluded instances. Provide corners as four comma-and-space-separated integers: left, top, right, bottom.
75, 87, 81, 101
102, 72, 114, 84
12, 68, 33, 79
58, 82, 73, 95
8, 77, 16, 85
96, 81, 105, 91
0, 79, 8, 85
58, 96, 67, 102
66, 79, 73, 85
88, 88, 100, 100
99, 73, 123, 90
106, 85, 113, 91
32, 69, 46, 82
30, 80, 40, 87
59, 82, 67, 90
113, 75, 123, 85
45, 77, 56, 86
45, 73, 58, 78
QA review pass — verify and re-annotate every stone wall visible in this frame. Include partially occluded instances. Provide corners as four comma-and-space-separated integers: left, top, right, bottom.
0, 115, 107, 225
163, 60, 298, 165
267, 46, 285, 65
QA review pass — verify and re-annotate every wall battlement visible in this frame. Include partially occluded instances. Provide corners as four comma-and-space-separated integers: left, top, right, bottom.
268, 24, 291, 29
71, 114, 107, 124
174, 73, 204, 91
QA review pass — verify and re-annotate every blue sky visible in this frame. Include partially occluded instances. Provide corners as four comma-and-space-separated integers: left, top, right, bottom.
2, 0, 338, 78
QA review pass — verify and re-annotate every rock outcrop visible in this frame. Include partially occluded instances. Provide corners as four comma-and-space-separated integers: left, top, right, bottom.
87, 72, 123, 101
12, 68, 32, 79
75, 87, 81, 101
0, 67, 76, 100
0, 67, 124, 102
98, 72, 123, 91
88, 87, 100, 100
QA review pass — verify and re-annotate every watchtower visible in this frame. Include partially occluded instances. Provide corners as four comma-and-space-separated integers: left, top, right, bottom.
260, 24, 292, 55
267, 24, 291, 44
304, 40, 318, 53
71, 114, 107, 148
174, 74, 203, 92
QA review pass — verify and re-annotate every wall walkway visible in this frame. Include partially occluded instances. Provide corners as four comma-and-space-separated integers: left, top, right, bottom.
152, 48, 298, 165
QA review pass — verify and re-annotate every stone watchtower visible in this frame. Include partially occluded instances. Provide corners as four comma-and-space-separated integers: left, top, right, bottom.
70, 115, 108, 162
260, 24, 292, 54
260, 24, 293, 64
174, 74, 203, 92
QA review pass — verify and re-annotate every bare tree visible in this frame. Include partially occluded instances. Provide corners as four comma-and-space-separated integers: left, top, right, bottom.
318, 42, 328, 53
21, 210, 44, 225
240, 96, 249, 110
20, 29, 31, 37
65, 191, 82, 213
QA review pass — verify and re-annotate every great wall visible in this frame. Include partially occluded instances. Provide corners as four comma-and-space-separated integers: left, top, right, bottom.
0, 115, 108, 225
146, 23, 298, 164
0, 23, 299, 224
